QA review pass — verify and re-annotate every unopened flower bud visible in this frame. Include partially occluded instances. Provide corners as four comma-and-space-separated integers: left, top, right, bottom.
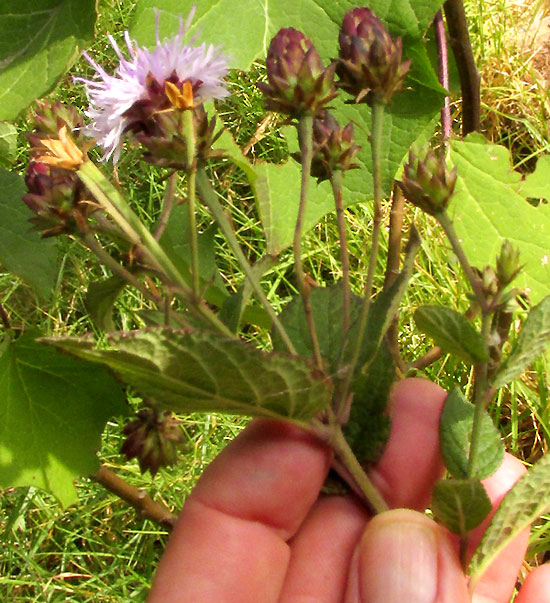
258, 28, 337, 116
309, 111, 361, 180
121, 408, 185, 475
336, 7, 410, 104
399, 149, 457, 215
496, 240, 522, 286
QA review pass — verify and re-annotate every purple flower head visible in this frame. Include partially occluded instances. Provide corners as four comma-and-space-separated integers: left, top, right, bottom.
78, 9, 229, 163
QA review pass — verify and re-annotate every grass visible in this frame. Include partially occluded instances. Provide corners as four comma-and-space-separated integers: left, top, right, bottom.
1, 0, 550, 599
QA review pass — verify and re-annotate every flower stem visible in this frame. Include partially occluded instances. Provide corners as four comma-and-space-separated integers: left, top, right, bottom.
331, 169, 351, 338
436, 211, 488, 312
182, 110, 200, 301
341, 100, 386, 397
295, 113, 323, 368
78, 161, 233, 337
153, 171, 177, 241
195, 168, 297, 355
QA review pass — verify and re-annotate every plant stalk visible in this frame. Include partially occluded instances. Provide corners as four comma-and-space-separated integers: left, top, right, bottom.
294, 113, 323, 368
182, 110, 200, 301
195, 168, 297, 356
331, 169, 351, 337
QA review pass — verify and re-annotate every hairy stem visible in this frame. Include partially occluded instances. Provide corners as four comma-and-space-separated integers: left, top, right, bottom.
443, 0, 480, 135
331, 427, 389, 514
331, 169, 351, 337
195, 168, 297, 355
183, 110, 200, 301
91, 465, 176, 530
153, 172, 177, 241
436, 211, 487, 312
294, 114, 323, 368
434, 10, 452, 143
342, 100, 386, 396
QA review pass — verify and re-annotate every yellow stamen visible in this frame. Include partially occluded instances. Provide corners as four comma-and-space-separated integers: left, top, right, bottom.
164, 80, 195, 110
37, 126, 84, 170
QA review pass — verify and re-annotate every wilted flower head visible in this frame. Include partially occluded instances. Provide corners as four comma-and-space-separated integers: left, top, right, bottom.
121, 408, 185, 475
259, 28, 337, 116
399, 149, 457, 216
78, 9, 229, 163
23, 101, 91, 237
336, 7, 410, 104
309, 111, 361, 181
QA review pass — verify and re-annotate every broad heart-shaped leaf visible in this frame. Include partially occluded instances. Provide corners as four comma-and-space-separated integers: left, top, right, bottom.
132, 1, 445, 239
0, 168, 59, 300
0, 333, 127, 507
493, 296, 550, 389
440, 388, 504, 480
449, 135, 550, 305
0, 121, 17, 166
0, 0, 96, 120
45, 328, 333, 420
432, 478, 492, 536
468, 452, 550, 589
414, 306, 489, 364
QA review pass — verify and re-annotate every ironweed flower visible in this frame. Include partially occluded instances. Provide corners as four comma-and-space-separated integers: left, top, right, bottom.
259, 28, 337, 116
78, 9, 229, 163
399, 149, 457, 216
309, 111, 361, 181
336, 7, 410, 105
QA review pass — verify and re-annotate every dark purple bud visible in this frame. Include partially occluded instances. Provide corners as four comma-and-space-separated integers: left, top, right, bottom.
309, 111, 361, 181
259, 28, 337, 116
336, 8, 410, 104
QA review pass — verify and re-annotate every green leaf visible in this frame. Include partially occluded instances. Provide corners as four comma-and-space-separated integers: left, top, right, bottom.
0, 333, 127, 507
345, 342, 393, 465
0, 168, 59, 299
432, 478, 492, 536
272, 284, 363, 371
0, 121, 17, 166
84, 276, 126, 332
439, 388, 504, 480
0, 0, 97, 120
45, 328, 332, 420
468, 452, 550, 589
493, 296, 550, 388
449, 136, 550, 305
414, 306, 489, 363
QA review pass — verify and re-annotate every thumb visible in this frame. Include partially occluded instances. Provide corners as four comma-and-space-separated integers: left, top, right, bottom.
345, 509, 469, 603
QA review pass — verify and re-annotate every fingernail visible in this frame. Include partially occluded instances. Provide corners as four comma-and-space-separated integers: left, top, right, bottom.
355, 512, 439, 603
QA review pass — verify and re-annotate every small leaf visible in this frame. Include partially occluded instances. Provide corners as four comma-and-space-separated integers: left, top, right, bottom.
0, 121, 17, 166
0, 167, 59, 299
432, 478, 492, 536
414, 306, 489, 363
0, 0, 96, 120
493, 296, 550, 388
85, 276, 126, 332
0, 333, 127, 507
44, 328, 332, 421
468, 452, 550, 589
440, 388, 504, 480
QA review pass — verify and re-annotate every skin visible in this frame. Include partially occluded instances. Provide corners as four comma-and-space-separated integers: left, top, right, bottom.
149, 378, 550, 602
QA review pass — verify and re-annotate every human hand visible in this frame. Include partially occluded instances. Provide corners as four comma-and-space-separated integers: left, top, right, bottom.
148, 378, 550, 602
